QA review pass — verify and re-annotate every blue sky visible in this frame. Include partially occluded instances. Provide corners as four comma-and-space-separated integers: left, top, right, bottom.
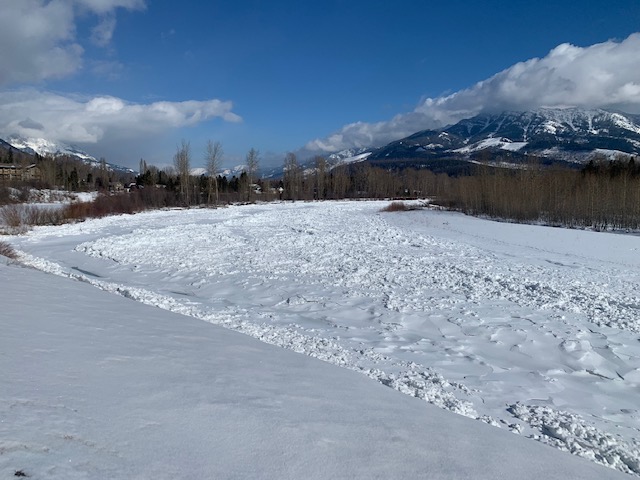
2, 0, 640, 169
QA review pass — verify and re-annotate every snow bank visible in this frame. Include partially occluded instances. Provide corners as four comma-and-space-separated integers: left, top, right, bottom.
0, 258, 628, 479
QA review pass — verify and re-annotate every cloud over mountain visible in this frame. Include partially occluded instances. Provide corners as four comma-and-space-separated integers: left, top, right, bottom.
0, 89, 241, 146
306, 33, 640, 153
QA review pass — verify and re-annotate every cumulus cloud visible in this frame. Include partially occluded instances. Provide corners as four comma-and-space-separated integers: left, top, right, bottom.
0, 1, 80, 85
0, 89, 241, 145
0, 0, 145, 85
306, 33, 640, 153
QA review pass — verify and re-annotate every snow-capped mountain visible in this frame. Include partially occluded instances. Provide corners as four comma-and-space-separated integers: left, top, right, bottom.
3, 135, 134, 173
366, 108, 640, 168
7, 135, 98, 162
0, 137, 21, 154
327, 147, 372, 166
220, 164, 247, 177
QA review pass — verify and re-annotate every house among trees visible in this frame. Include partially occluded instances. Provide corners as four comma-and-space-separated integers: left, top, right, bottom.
0, 164, 42, 182
109, 181, 125, 193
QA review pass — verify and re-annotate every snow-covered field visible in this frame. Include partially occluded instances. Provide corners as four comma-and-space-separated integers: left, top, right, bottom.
4, 200, 640, 476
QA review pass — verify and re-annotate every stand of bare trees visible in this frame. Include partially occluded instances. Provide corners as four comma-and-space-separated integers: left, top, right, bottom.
0, 153, 134, 195
174, 140, 192, 205
442, 158, 640, 231
283, 152, 301, 200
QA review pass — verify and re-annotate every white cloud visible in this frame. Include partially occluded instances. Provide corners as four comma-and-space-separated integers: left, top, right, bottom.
306, 33, 640, 153
91, 14, 117, 46
0, 0, 145, 85
0, 1, 80, 85
0, 89, 242, 146
75, 0, 145, 14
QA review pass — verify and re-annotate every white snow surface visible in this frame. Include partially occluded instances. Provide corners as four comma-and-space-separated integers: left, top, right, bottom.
5, 201, 640, 476
454, 137, 528, 154
332, 151, 372, 166
612, 113, 640, 135
220, 164, 247, 177
7, 135, 96, 161
593, 149, 637, 160
1, 256, 628, 479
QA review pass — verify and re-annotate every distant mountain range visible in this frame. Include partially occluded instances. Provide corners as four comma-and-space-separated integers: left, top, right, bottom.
327, 108, 640, 174
4, 108, 640, 179
0, 135, 134, 174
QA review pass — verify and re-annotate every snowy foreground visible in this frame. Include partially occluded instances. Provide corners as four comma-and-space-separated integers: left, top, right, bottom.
3, 200, 640, 477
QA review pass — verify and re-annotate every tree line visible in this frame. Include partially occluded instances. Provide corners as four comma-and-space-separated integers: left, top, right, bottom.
134, 142, 444, 206
1, 140, 444, 206
440, 157, 640, 231
0, 153, 133, 192
5, 137, 640, 232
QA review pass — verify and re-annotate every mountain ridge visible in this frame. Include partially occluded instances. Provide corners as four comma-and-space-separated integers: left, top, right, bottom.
363, 107, 640, 170
1, 135, 134, 173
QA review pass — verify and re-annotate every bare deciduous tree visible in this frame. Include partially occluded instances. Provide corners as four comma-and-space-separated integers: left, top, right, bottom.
245, 148, 259, 201
313, 156, 327, 200
205, 140, 223, 205
98, 157, 109, 190
283, 152, 301, 200
173, 140, 191, 205
329, 165, 348, 199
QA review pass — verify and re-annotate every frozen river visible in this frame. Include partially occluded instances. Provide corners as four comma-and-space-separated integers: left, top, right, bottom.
9, 200, 640, 475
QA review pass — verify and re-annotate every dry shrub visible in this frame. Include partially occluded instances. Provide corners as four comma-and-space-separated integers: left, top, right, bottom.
2, 190, 174, 231
380, 201, 410, 212
0, 240, 17, 260
138, 187, 177, 208
62, 202, 93, 222
1, 204, 23, 227
61, 193, 145, 222
24, 205, 66, 226
0, 191, 153, 233
1, 204, 68, 228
